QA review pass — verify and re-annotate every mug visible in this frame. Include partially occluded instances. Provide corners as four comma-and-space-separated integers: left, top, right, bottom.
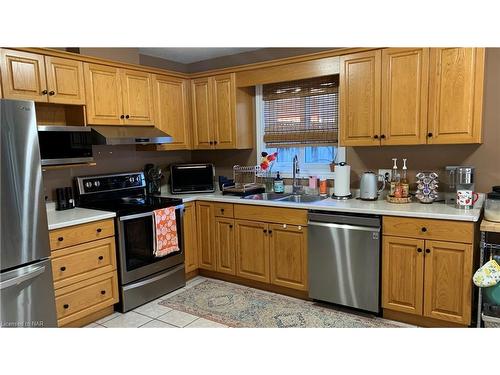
456, 190, 479, 208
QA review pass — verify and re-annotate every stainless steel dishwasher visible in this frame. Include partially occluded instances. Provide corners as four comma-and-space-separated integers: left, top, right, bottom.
308, 211, 381, 313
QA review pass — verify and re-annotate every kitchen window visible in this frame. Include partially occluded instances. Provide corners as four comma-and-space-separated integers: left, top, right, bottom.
255, 76, 345, 178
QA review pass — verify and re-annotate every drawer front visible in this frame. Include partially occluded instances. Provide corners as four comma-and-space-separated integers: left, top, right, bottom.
234, 204, 307, 226
383, 216, 474, 243
50, 219, 115, 250
214, 203, 234, 218
55, 271, 118, 327
52, 237, 116, 289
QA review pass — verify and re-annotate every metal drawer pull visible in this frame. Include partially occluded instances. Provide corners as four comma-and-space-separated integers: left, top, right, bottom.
63, 304, 69, 309
425, 249, 431, 254
96, 228, 102, 233
58, 237, 64, 242
263, 229, 268, 234
417, 248, 422, 253
98, 256, 104, 261
268, 230, 272, 234
101, 290, 106, 295
60, 266, 66, 271
421, 227, 427, 232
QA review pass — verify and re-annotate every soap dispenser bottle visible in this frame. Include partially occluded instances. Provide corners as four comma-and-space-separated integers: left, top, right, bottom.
273, 171, 284, 193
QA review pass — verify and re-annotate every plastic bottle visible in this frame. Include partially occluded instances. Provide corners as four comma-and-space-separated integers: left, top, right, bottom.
273, 171, 284, 193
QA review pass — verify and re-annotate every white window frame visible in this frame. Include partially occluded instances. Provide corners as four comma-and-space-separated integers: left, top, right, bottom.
255, 84, 345, 179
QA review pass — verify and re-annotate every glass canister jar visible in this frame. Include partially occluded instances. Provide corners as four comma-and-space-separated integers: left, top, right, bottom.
485, 188, 500, 222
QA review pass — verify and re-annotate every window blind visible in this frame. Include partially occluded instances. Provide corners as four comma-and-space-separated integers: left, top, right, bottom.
262, 75, 339, 148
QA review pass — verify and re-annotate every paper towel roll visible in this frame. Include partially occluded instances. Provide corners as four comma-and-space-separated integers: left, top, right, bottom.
334, 164, 351, 197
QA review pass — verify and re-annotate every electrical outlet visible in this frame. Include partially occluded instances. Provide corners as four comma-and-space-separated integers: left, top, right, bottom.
378, 169, 392, 183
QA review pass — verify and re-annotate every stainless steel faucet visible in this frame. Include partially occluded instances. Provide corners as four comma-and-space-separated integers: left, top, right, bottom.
292, 155, 303, 194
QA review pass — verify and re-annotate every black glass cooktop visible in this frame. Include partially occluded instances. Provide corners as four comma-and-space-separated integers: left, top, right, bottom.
79, 195, 182, 216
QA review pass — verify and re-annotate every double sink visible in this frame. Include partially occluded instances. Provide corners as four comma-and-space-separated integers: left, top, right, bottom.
242, 192, 328, 203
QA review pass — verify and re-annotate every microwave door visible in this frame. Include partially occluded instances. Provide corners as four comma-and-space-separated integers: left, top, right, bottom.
170, 164, 215, 193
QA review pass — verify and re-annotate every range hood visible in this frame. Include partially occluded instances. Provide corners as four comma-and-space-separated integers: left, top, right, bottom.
91, 126, 172, 145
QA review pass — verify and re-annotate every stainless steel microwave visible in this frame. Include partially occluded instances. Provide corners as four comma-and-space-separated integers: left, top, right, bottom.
38, 126, 94, 166
170, 164, 215, 194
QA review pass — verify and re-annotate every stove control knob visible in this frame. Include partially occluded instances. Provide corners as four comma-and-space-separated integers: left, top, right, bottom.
135, 176, 141, 182
85, 181, 92, 188
94, 181, 100, 187
129, 177, 134, 183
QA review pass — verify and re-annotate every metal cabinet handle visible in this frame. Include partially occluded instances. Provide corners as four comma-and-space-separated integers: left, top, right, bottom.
0, 265, 46, 290
60, 266, 66, 271
63, 304, 69, 309
120, 115, 125, 119
41, 89, 48, 95
421, 227, 427, 232
58, 236, 64, 242
209, 141, 214, 145
214, 140, 218, 145
268, 230, 272, 234
49, 91, 55, 96
96, 228, 102, 233
98, 256, 104, 261
428, 132, 433, 138
125, 115, 130, 119
263, 229, 268, 234
425, 249, 431, 254
373, 135, 379, 139
417, 248, 422, 253
229, 224, 233, 229
101, 290, 106, 295
380, 134, 386, 139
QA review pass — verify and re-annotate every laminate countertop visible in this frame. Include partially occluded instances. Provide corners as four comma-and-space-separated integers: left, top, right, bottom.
161, 191, 484, 222
46, 202, 116, 230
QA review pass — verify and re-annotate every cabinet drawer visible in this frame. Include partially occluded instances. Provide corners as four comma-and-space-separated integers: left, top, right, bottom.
383, 216, 474, 243
214, 203, 234, 218
51, 237, 117, 289
50, 219, 115, 250
234, 204, 307, 226
55, 271, 118, 327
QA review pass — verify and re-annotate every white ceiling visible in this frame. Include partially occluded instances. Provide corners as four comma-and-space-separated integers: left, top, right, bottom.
138, 48, 261, 64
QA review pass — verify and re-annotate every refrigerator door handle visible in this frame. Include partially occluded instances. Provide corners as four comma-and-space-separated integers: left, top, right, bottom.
0, 265, 46, 290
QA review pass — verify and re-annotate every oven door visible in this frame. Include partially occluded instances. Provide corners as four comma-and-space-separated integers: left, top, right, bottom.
117, 205, 184, 285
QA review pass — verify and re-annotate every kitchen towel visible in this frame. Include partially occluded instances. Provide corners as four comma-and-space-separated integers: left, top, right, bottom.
153, 207, 179, 258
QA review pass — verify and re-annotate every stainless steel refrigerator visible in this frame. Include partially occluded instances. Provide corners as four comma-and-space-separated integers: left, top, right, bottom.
0, 99, 57, 328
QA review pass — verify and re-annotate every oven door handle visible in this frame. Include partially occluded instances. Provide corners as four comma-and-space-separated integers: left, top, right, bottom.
152, 212, 157, 256
119, 211, 156, 221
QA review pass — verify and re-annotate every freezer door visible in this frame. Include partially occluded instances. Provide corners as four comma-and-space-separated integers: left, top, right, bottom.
0, 259, 57, 327
1, 99, 50, 271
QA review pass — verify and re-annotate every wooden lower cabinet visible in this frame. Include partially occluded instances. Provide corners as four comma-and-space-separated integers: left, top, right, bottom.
49, 219, 119, 327
196, 201, 216, 270
235, 220, 270, 283
382, 236, 425, 315
423, 240, 472, 324
269, 224, 308, 291
215, 218, 236, 275
183, 202, 198, 273
382, 225, 475, 326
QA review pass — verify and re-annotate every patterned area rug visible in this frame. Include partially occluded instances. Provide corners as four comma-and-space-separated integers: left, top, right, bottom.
159, 279, 409, 328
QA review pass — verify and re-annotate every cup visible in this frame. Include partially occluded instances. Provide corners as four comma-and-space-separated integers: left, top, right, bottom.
456, 190, 479, 208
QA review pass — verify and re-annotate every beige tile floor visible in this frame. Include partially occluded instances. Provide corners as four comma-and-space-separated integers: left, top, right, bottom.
85, 276, 228, 328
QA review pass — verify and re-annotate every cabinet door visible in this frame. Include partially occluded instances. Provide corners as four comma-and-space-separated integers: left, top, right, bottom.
84, 63, 123, 125
121, 69, 155, 126
382, 236, 425, 315
235, 220, 270, 283
381, 48, 429, 145
269, 224, 307, 291
423, 240, 473, 325
45, 56, 86, 105
153, 75, 191, 149
191, 78, 214, 149
0, 49, 47, 102
183, 202, 198, 274
196, 202, 215, 270
339, 50, 381, 146
212, 74, 236, 149
215, 218, 236, 275
427, 48, 485, 144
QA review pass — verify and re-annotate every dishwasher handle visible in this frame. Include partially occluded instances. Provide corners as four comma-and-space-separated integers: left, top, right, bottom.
308, 211, 381, 228
308, 221, 380, 233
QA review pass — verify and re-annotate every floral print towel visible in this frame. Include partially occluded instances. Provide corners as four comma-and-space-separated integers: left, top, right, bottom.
153, 207, 179, 258
473, 259, 500, 287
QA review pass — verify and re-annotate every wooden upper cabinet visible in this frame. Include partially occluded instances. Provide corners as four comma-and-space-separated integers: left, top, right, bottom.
381, 48, 429, 145
215, 217, 236, 275
84, 63, 123, 125
212, 74, 236, 149
120, 69, 154, 126
427, 48, 485, 144
191, 77, 214, 149
196, 202, 216, 271
153, 75, 191, 150
45, 56, 85, 105
382, 236, 425, 316
423, 240, 473, 325
0, 49, 47, 102
269, 224, 307, 291
340, 50, 381, 146
183, 202, 198, 274
235, 220, 270, 283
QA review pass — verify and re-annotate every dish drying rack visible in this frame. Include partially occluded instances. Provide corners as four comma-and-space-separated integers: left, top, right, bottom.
221, 165, 265, 195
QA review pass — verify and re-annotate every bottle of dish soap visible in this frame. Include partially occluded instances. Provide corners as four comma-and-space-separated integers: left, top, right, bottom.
273, 171, 284, 193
